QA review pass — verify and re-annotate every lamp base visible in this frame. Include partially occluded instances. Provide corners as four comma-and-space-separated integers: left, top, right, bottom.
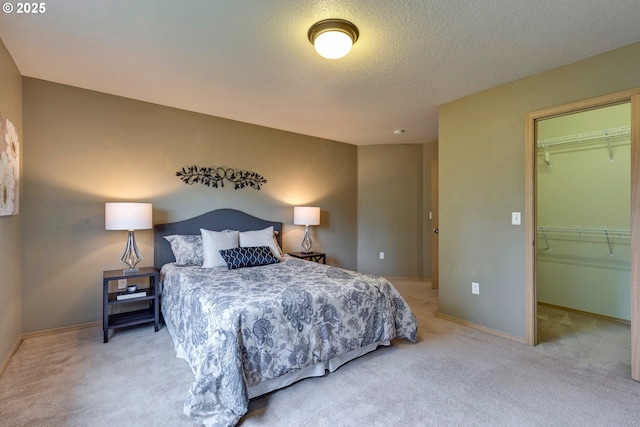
119, 230, 143, 276
301, 225, 313, 254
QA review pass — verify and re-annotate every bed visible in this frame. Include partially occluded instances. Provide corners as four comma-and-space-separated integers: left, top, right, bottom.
154, 209, 418, 427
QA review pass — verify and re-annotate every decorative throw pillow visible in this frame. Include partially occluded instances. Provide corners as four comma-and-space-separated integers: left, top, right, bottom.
219, 246, 279, 270
201, 228, 240, 268
239, 226, 282, 259
164, 234, 203, 266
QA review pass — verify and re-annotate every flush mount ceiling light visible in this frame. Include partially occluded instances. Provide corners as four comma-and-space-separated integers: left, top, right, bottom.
308, 19, 359, 59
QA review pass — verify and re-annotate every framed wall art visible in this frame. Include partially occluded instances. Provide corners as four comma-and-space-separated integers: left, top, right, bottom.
0, 113, 19, 216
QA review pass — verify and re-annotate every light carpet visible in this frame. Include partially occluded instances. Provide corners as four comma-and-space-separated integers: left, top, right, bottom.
1, 278, 639, 426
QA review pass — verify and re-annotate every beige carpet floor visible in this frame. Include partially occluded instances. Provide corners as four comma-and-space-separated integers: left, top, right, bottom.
1, 278, 639, 426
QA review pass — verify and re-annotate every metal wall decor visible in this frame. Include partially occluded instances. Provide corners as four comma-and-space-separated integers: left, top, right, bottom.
176, 165, 267, 190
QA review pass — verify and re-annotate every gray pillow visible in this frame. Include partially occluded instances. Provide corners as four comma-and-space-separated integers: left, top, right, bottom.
164, 234, 203, 266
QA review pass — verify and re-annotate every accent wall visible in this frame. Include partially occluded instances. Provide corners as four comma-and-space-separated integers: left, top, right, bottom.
22, 78, 358, 333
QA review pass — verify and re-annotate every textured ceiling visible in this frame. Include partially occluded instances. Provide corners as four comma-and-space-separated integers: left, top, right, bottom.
1, 0, 640, 145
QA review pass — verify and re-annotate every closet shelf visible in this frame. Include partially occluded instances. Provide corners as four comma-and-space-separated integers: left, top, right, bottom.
537, 226, 630, 256
537, 126, 630, 148
537, 126, 630, 162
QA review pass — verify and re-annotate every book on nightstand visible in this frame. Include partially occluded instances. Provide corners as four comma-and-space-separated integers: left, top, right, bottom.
116, 290, 147, 300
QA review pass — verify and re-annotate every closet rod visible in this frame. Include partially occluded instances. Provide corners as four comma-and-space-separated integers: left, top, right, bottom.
537, 226, 630, 256
537, 126, 630, 148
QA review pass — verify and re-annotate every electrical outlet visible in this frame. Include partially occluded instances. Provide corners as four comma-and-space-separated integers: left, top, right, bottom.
472, 282, 480, 295
118, 279, 127, 289
379, 252, 385, 260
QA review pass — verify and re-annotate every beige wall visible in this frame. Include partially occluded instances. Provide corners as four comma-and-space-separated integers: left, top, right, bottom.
0, 38, 22, 367
22, 78, 358, 333
438, 41, 640, 338
357, 144, 424, 277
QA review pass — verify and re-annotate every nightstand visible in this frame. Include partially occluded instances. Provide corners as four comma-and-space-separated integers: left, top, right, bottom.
103, 267, 159, 343
288, 251, 326, 264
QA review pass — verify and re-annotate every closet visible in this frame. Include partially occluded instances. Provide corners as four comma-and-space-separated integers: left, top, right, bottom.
535, 103, 631, 321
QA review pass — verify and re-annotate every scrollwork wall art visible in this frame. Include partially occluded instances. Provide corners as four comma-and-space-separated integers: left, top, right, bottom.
0, 113, 19, 216
176, 165, 267, 190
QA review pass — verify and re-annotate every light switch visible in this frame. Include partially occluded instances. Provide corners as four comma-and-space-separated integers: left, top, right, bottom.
511, 212, 521, 225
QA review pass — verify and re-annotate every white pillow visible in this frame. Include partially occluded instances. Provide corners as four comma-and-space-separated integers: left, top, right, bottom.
201, 228, 239, 268
239, 226, 282, 259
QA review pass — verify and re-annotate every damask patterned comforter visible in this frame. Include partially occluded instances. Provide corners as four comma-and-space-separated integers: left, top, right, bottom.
161, 257, 418, 427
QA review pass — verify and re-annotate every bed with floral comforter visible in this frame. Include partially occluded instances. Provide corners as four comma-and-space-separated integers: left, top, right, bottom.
161, 256, 417, 427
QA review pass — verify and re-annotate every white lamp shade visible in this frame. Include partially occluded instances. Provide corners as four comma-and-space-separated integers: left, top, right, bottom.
314, 31, 353, 59
293, 206, 320, 226
105, 202, 152, 231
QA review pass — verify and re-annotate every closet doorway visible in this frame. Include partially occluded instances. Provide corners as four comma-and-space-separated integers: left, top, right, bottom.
524, 88, 640, 381
536, 103, 630, 344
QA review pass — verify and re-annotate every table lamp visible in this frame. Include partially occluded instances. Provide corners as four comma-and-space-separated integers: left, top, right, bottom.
293, 206, 320, 253
105, 202, 152, 274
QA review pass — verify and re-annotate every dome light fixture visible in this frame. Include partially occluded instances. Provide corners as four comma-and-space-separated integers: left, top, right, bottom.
308, 19, 359, 60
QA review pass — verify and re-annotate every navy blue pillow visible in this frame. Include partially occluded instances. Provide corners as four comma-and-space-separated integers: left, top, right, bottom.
219, 246, 279, 270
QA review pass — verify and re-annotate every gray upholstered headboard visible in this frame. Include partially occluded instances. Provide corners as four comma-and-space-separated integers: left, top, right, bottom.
153, 208, 283, 270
